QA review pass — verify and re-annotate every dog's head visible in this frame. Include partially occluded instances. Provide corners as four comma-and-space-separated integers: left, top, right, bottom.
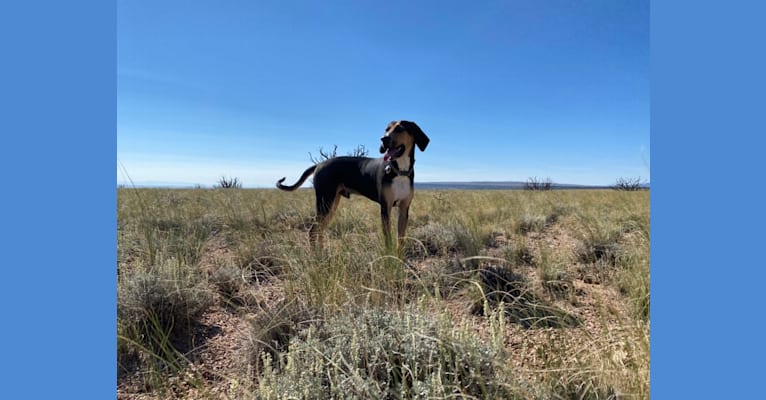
379, 120, 430, 161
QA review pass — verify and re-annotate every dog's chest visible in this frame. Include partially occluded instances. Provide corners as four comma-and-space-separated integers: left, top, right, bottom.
391, 176, 412, 204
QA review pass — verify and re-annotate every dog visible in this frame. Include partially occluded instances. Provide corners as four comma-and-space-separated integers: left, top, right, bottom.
276, 120, 430, 246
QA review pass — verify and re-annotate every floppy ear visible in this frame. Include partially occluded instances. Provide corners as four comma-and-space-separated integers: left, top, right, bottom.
404, 121, 430, 151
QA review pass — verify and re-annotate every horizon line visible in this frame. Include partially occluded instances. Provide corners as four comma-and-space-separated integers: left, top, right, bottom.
117, 179, 650, 190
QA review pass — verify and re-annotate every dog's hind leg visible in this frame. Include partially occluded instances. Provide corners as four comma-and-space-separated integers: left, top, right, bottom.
309, 191, 340, 246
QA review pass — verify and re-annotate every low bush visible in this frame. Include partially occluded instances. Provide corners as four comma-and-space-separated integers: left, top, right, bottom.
254, 307, 512, 399
409, 221, 460, 257
215, 176, 242, 189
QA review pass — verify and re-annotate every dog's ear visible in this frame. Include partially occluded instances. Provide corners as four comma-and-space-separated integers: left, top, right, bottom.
404, 121, 430, 151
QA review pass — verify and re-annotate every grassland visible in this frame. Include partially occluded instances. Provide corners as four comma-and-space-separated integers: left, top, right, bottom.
117, 188, 649, 399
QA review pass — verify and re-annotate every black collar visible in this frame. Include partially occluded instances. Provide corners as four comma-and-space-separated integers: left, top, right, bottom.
384, 161, 413, 178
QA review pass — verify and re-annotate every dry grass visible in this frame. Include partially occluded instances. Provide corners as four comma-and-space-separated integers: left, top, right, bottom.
117, 188, 649, 399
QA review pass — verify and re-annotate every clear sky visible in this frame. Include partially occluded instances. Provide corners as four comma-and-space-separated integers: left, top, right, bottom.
117, 0, 649, 188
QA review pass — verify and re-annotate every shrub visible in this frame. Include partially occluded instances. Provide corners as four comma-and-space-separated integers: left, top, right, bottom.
612, 177, 646, 191
309, 144, 369, 163
409, 221, 459, 257
254, 307, 512, 399
215, 176, 242, 189
525, 176, 553, 191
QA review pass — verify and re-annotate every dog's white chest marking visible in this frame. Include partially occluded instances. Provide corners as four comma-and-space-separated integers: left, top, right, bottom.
391, 176, 412, 204
396, 155, 412, 172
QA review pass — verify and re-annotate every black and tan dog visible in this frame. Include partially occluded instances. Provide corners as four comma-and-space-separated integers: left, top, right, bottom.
276, 120, 430, 245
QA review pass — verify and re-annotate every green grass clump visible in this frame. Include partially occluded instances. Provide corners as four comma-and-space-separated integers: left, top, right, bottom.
242, 299, 318, 376
472, 265, 580, 329
574, 223, 623, 266
508, 238, 536, 267
118, 257, 214, 378
616, 220, 650, 322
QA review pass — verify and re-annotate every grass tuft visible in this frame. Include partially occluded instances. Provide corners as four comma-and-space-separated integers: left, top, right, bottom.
472, 265, 581, 328
117, 257, 214, 384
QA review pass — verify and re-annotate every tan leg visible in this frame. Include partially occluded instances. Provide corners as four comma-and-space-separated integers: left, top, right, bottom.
381, 204, 394, 248
397, 199, 411, 241
310, 193, 340, 247
309, 217, 325, 246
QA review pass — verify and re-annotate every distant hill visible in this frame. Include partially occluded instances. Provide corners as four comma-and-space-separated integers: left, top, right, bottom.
120, 180, 649, 190
414, 181, 612, 190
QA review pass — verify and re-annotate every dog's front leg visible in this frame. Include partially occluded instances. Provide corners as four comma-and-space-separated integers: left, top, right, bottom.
380, 204, 393, 247
397, 199, 411, 242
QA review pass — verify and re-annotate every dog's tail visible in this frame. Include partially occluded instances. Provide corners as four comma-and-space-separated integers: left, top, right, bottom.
276, 165, 317, 191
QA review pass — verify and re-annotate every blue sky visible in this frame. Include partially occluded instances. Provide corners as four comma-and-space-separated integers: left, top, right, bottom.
118, 0, 649, 187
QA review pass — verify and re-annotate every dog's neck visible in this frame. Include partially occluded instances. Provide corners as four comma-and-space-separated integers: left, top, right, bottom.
386, 153, 414, 177
395, 153, 412, 172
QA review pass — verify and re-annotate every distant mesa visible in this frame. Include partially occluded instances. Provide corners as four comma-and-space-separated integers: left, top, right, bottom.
119, 180, 649, 190
414, 181, 615, 190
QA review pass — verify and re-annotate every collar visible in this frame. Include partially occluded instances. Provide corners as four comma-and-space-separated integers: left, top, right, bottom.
384, 161, 414, 178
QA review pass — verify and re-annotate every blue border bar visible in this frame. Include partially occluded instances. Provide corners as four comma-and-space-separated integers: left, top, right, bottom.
652, 1, 765, 398
0, 1, 116, 398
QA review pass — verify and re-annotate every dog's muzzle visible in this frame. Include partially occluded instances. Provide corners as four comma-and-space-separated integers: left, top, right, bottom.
380, 136, 405, 161
379, 136, 391, 153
